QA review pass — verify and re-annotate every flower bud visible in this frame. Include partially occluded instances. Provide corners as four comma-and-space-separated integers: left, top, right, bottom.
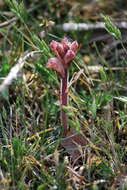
50, 40, 59, 57
64, 50, 75, 67
61, 38, 70, 53
70, 41, 79, 53
50, 40, 58, 50
56, 43, 65, 57
46, 58, 65, 77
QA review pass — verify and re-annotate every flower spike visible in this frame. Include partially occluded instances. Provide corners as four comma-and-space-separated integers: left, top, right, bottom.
47, 38, 79, 76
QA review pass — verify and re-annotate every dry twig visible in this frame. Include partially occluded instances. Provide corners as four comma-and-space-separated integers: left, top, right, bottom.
56, 22, 127, 32
0, 17, 17, 28
0, 51, 41, 93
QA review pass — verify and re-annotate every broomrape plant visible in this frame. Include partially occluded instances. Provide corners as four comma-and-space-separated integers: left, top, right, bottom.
46, 38, 88, 161
46, 38, 79, 136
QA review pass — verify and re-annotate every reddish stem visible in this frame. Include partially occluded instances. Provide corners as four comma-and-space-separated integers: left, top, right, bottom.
61, 68, 68, 135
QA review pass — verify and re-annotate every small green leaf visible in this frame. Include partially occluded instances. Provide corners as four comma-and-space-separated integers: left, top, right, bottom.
32, 35, 51, 56
101, 14, 122, 40
90, 98, 97, 119
68, 119, 81, 132
12, 137, 26, 159
5, 0, 27, 22
100, 68, 107, 82
61, 105, 75, 117
37, 184, 48, 190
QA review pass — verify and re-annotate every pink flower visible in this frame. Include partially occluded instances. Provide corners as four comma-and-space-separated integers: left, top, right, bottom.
64, 50, 75, 68
46, 38, 79, 77
61, 38, 70, 53
47, 58, 65, 78
70, 41, 79, 53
